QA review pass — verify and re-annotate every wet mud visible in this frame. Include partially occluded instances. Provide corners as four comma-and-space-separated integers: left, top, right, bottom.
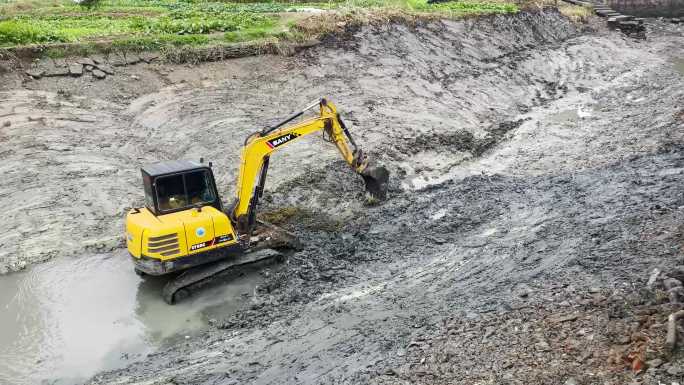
0, 9, 682, 385
0, 251, 276, 385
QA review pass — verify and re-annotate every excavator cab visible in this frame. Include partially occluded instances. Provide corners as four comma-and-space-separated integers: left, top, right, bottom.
141, 161, 222, 215
126, 160, 240, 276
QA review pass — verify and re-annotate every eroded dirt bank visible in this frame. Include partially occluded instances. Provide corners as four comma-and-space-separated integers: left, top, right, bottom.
0, 9, 683, 385
0, 10, 583, 273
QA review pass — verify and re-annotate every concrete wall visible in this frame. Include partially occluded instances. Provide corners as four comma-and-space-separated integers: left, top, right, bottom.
606, 0, 684, 17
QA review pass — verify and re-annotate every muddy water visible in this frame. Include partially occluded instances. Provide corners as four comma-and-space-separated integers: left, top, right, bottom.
0, 250, 267, 385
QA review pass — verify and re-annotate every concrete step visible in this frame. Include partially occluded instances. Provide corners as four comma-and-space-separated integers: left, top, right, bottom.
613, 15, 634, 21
596, 9, 616, 16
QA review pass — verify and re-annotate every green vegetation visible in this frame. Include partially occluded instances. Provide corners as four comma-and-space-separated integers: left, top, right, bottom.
0, 0, 523, 52
557, 2, 592, 22
422, 1, 517, 14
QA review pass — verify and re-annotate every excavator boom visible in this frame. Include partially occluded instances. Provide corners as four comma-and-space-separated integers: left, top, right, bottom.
232, 98, 389, 237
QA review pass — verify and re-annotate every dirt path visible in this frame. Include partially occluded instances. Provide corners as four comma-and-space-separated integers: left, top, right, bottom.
0, 10, 682, 385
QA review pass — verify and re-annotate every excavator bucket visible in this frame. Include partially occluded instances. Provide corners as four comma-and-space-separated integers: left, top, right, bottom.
360, 165, 389, 200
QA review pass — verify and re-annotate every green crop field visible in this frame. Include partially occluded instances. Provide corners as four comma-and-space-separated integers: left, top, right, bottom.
0, 0, 588, 59
0, 0, 523, 49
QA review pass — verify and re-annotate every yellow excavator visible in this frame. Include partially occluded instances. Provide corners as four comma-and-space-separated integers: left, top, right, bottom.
125, 98, 389, 303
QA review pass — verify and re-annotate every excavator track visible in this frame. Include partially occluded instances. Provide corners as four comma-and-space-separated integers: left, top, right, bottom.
162, 248, 283, 304
162, 220, 300, 304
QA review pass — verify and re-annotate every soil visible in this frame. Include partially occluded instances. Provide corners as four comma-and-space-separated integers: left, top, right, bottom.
0, 9, 683, 385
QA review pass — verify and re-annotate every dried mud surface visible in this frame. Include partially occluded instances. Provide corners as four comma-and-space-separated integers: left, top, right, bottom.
1, 10, 683, 385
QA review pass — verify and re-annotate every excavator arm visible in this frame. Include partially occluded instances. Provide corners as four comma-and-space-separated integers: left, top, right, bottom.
231, 98, 389, 238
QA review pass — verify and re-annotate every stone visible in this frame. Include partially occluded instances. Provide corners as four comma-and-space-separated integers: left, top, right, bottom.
535, 340, 551, 352
69, 63, 83, 77
668, 286, 684, 302
664, 278, 682, 290
77, 58, 96, 66
618, 335, 631, 345
551, 314, 578, 324
614, 15, 634, 22
25, 69, 44, 79
667, 365, 683, 376
125, 54, 141, 65
668, 266, 684, 282
110, 58, 126, 67
596, 9, 615, 16
140, 53, 159, 63
564, 378, 579, 385
95, 64, 115, 75
45, 67, 70, 77
2, 121, 10, 127
89, 55, 105, 65
646, 358, 663, 368
647, 268, 661, 288
92, 69, 106, 79
85, 65, 94, 72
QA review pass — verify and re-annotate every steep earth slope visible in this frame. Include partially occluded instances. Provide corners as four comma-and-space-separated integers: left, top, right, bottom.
51, 12, 681, 385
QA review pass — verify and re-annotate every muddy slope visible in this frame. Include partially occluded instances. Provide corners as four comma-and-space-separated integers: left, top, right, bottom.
0, 11, 581, 273
61, 13, 684, 385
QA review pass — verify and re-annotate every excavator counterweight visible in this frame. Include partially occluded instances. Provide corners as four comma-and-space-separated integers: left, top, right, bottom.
125, 98, 389, 303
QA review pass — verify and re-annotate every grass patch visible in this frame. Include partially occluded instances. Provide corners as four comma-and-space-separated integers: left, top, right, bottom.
0, 19, 62, 44
225, 26, 275, 42
558, 2, 592, 22
0, 8, 277, 47
131, 12, 275, 35
0, 0, 527, 53
1, 16, 139, 44
420, 1, 518, 14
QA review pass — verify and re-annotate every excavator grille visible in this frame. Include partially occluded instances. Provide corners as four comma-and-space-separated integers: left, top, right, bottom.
148, 233, 180, 257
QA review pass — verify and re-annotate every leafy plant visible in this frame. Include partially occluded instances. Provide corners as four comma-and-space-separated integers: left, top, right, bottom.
73, 0, 102, 9
0, 20, 64, 44
132, 13, 274, 34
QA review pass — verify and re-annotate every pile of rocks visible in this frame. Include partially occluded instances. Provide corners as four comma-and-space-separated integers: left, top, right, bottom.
650, 267, 684, 353
372, 279, 684, 384
660, 17, 682, 24
562, 0, 646, 37
24, 52, 159, 80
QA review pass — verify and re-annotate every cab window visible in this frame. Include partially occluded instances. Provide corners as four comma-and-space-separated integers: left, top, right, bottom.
143, 173, 155, 212
186, 170, 216, 205
156, 174, 186, 212
155, 170, 216, 213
